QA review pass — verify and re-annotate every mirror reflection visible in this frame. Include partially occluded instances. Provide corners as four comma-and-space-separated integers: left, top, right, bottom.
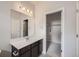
23, 20, 28, 37
11, 9, 29, 39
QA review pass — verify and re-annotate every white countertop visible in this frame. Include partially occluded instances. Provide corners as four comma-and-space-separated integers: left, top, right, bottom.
10, 35, 43, 50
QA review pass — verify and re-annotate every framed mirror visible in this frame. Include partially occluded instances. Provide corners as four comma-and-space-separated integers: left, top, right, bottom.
11, 9, 34, 39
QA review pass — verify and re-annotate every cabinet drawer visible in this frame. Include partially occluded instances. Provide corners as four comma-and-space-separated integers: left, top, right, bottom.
32, 45, 39, 57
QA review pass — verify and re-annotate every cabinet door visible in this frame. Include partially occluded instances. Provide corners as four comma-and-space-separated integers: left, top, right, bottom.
19, 45, 30, 55
21, 50, 31, 57
38, 40, 43, 55
32, 46, 39, 57
12, 46, 19, 57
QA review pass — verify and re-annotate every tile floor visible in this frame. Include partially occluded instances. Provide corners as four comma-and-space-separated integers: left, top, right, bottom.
40, 42, 61, 57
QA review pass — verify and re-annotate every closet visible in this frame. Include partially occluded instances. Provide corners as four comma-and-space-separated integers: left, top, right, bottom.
46, 11, 61, 57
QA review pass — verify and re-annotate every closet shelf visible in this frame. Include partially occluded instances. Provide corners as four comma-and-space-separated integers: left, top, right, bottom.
51, 24, 61, 26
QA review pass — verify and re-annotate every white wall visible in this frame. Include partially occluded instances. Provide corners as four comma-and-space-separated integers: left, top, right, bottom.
76, 1, 79, 57
0, 1, 35, 52
0, 2, 11, 52
34, 1, 76, 57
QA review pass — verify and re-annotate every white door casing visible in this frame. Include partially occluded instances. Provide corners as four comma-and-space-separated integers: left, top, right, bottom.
76, 2, 79, 57
44, 8, 65, 57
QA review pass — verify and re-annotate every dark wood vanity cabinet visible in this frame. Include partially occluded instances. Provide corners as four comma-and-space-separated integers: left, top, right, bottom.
11, 39, 43, 57
31, 41, 39, 57
21, 50, 31, 57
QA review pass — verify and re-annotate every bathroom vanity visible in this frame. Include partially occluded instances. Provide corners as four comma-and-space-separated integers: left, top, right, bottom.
10, 9, 43, 57
10, 38, 43, 57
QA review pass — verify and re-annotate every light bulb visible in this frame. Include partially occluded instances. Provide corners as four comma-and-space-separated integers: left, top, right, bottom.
27, 9, 29, 13
22, 7, 25, 10
30, 11, 33, 14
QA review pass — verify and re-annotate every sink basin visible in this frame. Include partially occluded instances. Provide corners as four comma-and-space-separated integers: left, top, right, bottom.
10, 35, 43, 50
10, 37, 31, 49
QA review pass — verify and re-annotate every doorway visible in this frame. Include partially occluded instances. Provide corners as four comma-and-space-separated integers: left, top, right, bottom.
46, 11, 62, 57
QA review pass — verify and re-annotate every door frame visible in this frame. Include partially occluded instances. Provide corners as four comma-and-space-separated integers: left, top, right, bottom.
44, 8, 65, 57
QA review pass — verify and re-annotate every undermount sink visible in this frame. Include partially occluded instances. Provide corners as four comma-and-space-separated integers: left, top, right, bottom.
14, 38, 29, 44
10, 37, 30, 49
10, 35, 43, 50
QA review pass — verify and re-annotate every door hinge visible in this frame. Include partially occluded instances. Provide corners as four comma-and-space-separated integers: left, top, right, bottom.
76, 9, 78, 12
61, 50, 62, 52
76, 34, 78, 38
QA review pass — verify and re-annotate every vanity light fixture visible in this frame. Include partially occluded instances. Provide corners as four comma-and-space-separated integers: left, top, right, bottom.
18, 5, 33, 17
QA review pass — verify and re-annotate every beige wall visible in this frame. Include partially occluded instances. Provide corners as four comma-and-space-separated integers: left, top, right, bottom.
34, 1, 76, 57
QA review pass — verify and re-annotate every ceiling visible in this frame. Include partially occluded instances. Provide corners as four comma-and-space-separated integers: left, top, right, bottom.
29, 1, 57, 6
29, 1, 41, 6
